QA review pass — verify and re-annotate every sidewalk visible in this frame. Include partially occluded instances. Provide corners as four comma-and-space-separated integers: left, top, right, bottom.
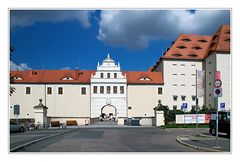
176, 133, 230, 152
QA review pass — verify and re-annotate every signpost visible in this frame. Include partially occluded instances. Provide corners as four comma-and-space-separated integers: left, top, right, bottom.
181, 103, 188, 126
220, 102, 225, 111
214, 71, 222, 148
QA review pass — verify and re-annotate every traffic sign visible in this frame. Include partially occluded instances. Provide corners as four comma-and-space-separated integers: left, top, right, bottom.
214, 88, 222, 97
181, 103, 188, 111
214, 79, 222, 88
220, 103, 225, 108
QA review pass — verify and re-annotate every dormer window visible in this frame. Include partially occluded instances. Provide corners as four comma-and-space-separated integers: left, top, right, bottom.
171, 53, 182, 57
181, 38, 191, 42
225, 31, 230, 34
177, 46, 187, 49
192, 46, 202, 50
198, 39, 208, 43
225, 38, 230, 42
188, 54, 198, 58
14, 76, 23, 80
62, 77, 74, 80
139, 77, 151, 81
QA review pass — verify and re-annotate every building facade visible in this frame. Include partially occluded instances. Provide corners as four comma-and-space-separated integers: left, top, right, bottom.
10, 25, 230, 126
10, 55, 164, 125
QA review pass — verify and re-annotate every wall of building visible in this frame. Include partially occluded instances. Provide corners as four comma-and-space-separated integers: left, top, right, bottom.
204, 54, 216, 108
127, 85, 163, 117
10, 84, 91, 121
216, 53, 231, 110
157, 59, 204, 111
204, 53, 230, 111
90, 83, 127, 118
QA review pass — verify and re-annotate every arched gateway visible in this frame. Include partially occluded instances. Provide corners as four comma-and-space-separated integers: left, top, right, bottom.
101, 104, 117, 117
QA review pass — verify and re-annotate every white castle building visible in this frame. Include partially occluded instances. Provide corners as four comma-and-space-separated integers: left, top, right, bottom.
10, 25, 230, 126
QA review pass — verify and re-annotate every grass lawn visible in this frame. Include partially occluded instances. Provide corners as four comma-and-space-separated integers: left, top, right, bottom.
159, 123, 209, 128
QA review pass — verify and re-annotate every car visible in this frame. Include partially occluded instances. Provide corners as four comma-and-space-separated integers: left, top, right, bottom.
10, 121, 25, 133
209, 111, 230, 137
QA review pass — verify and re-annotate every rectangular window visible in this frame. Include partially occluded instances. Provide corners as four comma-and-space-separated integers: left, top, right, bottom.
192, 95, 196, 101
173, 84, 177, 86
158, 87, 162, 94
191, 105, 196, 110
113, 86, 117, 94
173, 95, 178, 101
181, 95, 186, 101
120, 86, 124, 94
172, 74, 177, 76
107, 73, 110, 78
128, 106, 132, 110
81, 87, 86, 95
191, 64, 196, 67
172, 64, 177, 67
173, 105, 177, 110
191, 74, 195, 76
58, 87, 63, 95
107, 86, 111, 94
47, 87, 52, 94
100, 73, 104, 78
100, 86, 104, 94
180, 64, 185, 66
114, 73, 117, 78
93, 86, 97, 94
180, 74, 185, 76
181, 84, 186, 87
26, 87, 31, 94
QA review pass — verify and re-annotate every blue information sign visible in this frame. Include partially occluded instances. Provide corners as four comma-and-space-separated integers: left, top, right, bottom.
220, 103, 225, 109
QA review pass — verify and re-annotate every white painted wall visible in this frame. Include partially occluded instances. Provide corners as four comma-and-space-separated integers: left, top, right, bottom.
127, 85, 163, 117
216, 53, 231, 110
10, 84, 91, 121
205, 53, 231, 111
156, 59, 204, 111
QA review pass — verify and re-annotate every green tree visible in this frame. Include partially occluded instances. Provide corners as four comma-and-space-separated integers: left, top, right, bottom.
10, 46, 16, 96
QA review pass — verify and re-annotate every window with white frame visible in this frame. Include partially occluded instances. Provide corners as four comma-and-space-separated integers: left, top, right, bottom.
107, 86, 111, 94
192, 95, 196, 101
173, 95, 178, 101
81, 87, 86, 95
181, 95, 186, 101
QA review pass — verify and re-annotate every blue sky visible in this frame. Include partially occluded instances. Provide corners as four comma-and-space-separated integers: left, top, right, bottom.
10, 10, 230, 71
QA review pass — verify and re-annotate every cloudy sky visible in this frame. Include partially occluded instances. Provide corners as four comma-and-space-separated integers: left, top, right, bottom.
10, 10, 230, 71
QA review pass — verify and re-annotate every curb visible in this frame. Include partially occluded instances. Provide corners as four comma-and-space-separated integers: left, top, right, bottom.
10, 128, 78, 152
176, 136, 220, 152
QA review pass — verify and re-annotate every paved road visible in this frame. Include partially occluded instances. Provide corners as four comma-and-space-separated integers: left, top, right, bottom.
15, 127, 209, 152
10, 129, 73, 150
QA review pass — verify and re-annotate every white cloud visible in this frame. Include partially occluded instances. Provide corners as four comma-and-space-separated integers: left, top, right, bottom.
11, 10, 94, 29
97, 10, 230, 50
10, 61, 31, 71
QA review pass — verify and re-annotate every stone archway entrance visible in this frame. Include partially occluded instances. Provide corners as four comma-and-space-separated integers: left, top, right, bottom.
100, 105, 117, 122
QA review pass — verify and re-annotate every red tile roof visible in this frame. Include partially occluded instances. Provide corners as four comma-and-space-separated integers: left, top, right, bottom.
151, 25, 230, 71
10, 70, 95, 84
208, 25, 230, 54
161, 34, 212, 60
123, 71, 163, 84
10, 70, 164, 85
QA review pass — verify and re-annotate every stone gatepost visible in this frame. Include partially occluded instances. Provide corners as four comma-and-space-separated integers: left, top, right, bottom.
33, 99, 48, 125
155, 110, 164, 127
